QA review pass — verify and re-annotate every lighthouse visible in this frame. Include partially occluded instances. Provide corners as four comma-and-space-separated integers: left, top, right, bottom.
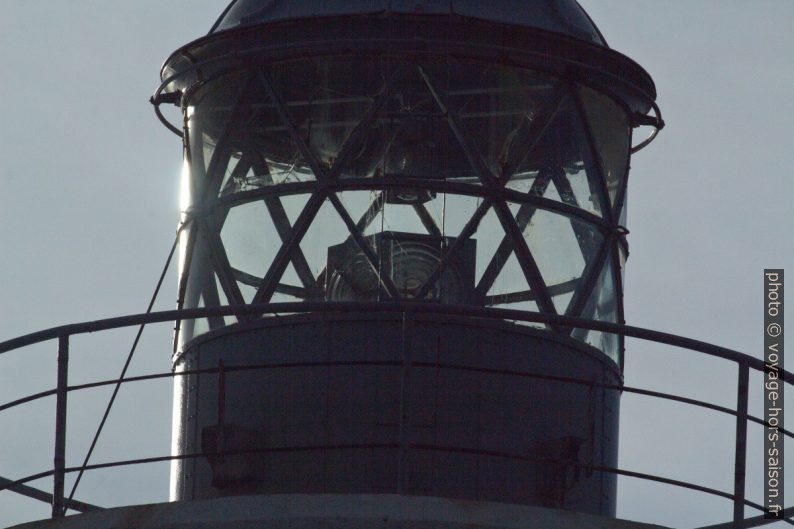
156, 0, 658, 519
8, 2, 748, 529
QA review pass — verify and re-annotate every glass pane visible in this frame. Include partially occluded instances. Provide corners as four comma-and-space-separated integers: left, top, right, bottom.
618, 240, 628, 292
298, 197, 350, 288
191, 294, 210, 339
485, 252, 531, 304
519, 204, 602, 314
214, 273, 237, 327
464, 206, 539, 326
220, 200, 283, 279
179, 56, 623, 335
217, 151, 249, 196
238, 281, 258, 305
271, 262, 308, 303
484, 254, 543, 329
382, 198, 443, 236
336, 63, 479, 183
518, 204, 603, 314
187, 69, 318, 195
507, 96, 604, 217
328, 191, 489, 304
244, 88, 315, 185
551, 290, 574, 318
471, 206, 506, 289
578, 86, 631, 208
181, 224, 219, 344
443, 60, 558, 178
576, 253, 619, 364
269, 56, 385, 173
186, 70, 251, 201
500, 169, 544, 196
438, 194, 492, 244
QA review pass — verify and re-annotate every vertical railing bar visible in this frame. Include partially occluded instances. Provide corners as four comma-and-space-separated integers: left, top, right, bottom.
733, 361, 750, 527
52, 333, 69, 518
397, 310, 414, 493
217, 359, 226, 462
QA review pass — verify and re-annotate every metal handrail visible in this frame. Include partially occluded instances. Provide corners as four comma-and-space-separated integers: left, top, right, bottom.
0, 303, 791, 528
0, 366, 789, 521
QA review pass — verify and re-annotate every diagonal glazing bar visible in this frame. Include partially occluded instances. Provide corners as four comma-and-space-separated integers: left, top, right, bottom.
261, 197, 318, 291
196, 154, 253, 316
273, 283, 312, 299
412, 203, 442, 237
173, 223, 199, 355
256, 70, 329, 183
549, 167, 611, 333
201, 73, 259, 202
251, 191, 326, 304
315, 192, 386, 290
230, 267, 313, 300
249, 67, 399, 303
417, 66, 500, 189
485, 277, 580, 305
247, 148, 319, 291
611, 244, 626, 369
356, 192, 386, 234
257, 65, 404, 182
491, 201, 558, 315
328, 193, 400, 298
210, 178, 609, 231
199, 278, 227, 331
611, 155, 631, 223
569, 237, 613, 341
324, 66, 405, 181
414, 198, 492, 300
610, 121, 632, 224
200, 215, 248, 309
254, 67, 405, 301
572, 86, 614, 224
218, 151, 257, 198
500, 84, 570, 183
418, 66, 557, 315
550, 169, 599, 263
474, 172, 551, 300
231, 267, 265, 288
186, 141, 254, 326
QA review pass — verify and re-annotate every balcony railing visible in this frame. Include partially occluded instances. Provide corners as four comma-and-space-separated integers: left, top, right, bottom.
0, 302, 791, 529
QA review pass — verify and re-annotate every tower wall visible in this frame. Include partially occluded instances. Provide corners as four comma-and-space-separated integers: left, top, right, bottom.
171, 311, 621, 516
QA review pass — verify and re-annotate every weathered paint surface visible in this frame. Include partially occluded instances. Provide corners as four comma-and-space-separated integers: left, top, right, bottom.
172, 312, 621, 516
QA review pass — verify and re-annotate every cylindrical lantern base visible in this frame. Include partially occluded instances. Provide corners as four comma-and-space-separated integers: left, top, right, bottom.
171, 311, 621, 516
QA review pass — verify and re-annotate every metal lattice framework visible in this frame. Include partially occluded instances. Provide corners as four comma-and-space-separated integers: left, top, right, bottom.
175, 56, 631, 365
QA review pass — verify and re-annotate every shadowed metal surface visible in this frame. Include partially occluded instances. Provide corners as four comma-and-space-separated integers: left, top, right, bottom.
172, 312, 621, 515
210, 0, 606, 45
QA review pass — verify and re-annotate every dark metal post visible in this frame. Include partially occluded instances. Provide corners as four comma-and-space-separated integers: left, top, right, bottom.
217, 359, 226, 460
397, 310, 414, 493
733, 361, 749, 527
52, 333, 69, 518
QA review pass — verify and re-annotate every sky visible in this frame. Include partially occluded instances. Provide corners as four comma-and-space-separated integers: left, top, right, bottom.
0, 1, 792, 528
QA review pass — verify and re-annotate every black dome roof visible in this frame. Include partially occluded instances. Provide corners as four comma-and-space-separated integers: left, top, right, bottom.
210, 0, 606, 46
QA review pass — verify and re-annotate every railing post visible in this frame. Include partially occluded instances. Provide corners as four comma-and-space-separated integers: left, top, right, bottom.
733, 361, 749, 527
397, 310, 414, 494
52, 333, 69, 518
